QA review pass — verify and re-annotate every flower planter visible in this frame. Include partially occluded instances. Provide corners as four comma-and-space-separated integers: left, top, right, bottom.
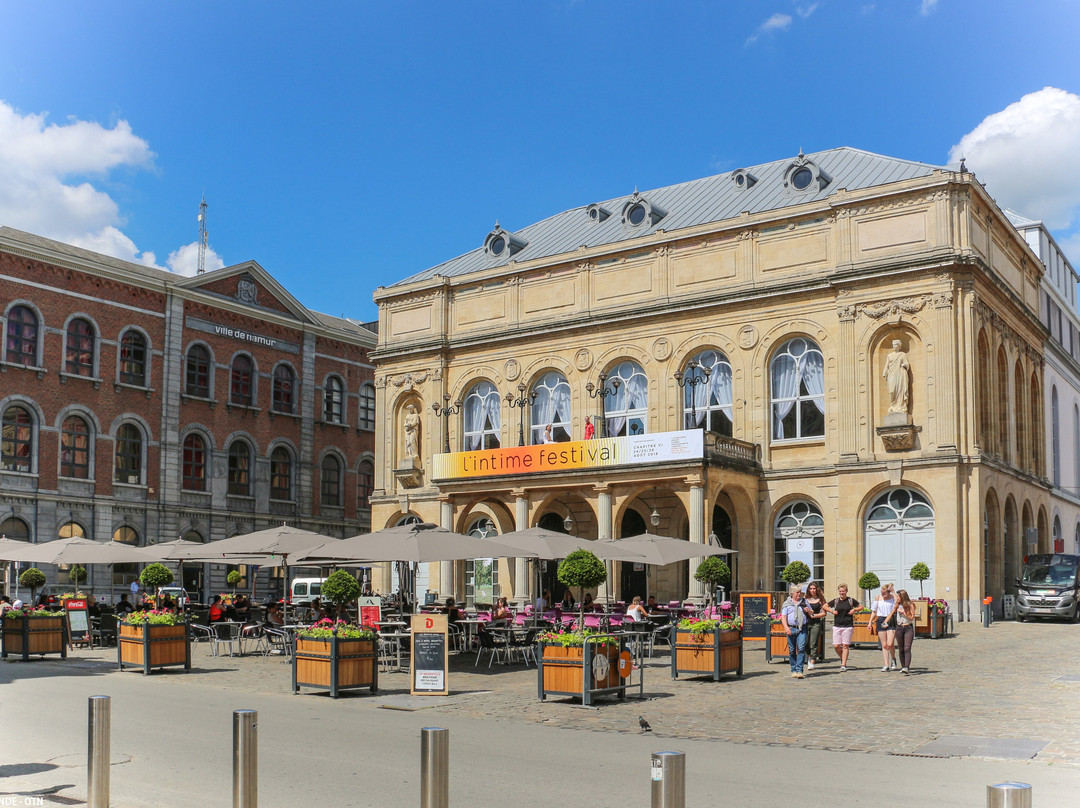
765, 625, 789, 662
118, 622, 190, 674
2, 616, 68, 660
929, 611, 948, 638
850, 612, 879, 647
671, 628, 742, 680
537, 639, 626, 706
292, 635, 378, 698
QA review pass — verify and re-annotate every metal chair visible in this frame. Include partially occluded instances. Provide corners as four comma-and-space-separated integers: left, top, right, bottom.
209, 622, 241, 657
92, 613, 118, 647
263, 627, 292, 660
474, 625, 507, 667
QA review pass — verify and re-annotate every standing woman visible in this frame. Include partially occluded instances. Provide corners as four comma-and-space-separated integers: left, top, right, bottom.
803, 582, 827, 669
780, 585, 812, 679
874, 583, 898, 671
892, 589, 916, 674
823, 584, 860, 671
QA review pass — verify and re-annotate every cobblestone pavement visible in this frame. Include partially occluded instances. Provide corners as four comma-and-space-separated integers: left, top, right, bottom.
10, 619, 1079, 768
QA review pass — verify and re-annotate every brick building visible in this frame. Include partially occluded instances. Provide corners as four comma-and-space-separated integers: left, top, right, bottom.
0, 227, 377, 601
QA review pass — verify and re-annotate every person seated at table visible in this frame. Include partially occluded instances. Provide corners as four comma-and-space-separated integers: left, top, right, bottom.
309, 598, 329, 621
265, 603, 284, 626
626, 596, 648, 623
536, 589, 551, 612
159, 595, 176, 613
0, 595, 13, 617
209, 595, 226, 623
581, 592, 594, 610
647, 595, 658, 610
233, 595, 251, 620
493, 597, 513, 623
115, 593, 135, 615
560, 590, 575, 609
87, 595, 102, 618
445, 597, 461, 624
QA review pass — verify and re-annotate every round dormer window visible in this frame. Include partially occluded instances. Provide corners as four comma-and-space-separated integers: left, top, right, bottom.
489, 235, 506, 256
627, 203, 647, 226
791, 167, 814, 190
588, 207, 601, 221
735, 174, 746, 187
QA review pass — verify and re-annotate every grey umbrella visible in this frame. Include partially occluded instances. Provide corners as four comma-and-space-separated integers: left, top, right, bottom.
0, 537, 35, 562
490, 527, 648, 561
610, 532, 734, 566
293, 523, 534, 565
14, 537, 157, 565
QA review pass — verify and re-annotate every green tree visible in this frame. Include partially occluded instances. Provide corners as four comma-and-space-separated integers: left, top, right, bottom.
557, 549, 607, 628
140, 563, 174, 602
68, 565, 88, 591
909, 562, 930, 598
226, 569, 242, 595
858, 571, 881, 604
694, 557, 731, 609
781, 561, 812, 587
322, 570, 362, 621
19, 567, 46, 603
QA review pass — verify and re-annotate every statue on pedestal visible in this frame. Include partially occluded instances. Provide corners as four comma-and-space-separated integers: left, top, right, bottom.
403, 404, 421, 460
883, 339, 910, 415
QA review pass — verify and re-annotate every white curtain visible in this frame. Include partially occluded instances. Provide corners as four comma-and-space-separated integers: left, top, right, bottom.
802, 351, 825, 412
483, 392, 501, 436
464, 393, 484, 450
532, 385, 557, 441
693, 373, 709, 427
771, 353, 799, 439
713, 362, 733, 420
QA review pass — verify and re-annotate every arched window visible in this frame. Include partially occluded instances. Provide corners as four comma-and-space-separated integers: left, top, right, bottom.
682, 350, 733, 435
113, 525, 139, 544
270, 447, 293, 500
1030, 374, 1042, 475
770, 337, 824, 440
604, 361, 648, 437
996, 347, 1009, 459
272, 365, 296, 414
358, 383, 376, 431
323, 376, 344, 423
1014, 361, 1026, 469
227, 441, 252, 496
181, 530, 204, 544
1, 405, 34, 473
773, 500, 824, 590
530, 371, 571, 444
59, 521, 85, 538
231, 355, 254, 406
321, 455, 342, 506
1053, 515, 1063, 553
466, 517, 499, 604
112, 525, 140, 584
119, 330, 148, 386
60, 415, 91, 479
114, 424, 142, 484
186, 345, 211, 397
1051, 386, 1061, 486
356, 459, 374, 509
182, 434, 207, 491
0, 516, 30, 542
1074, 404, 1080, 490
975, 332, 990, 448
463, 381, 501, 450
65, 318, 95, 376
5, 305, 39, 366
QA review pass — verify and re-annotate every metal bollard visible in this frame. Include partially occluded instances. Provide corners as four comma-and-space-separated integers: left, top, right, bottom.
987, 782, 1032, 808
87, 696, 110, 808
420, 727, 449, 808
232, 710, 258, 808
651, 751, 685, 808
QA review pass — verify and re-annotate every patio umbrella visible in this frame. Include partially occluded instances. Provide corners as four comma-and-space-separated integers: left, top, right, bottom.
610, 532, 734, 566
15, 537, 157, 565
0, 537, 36, 562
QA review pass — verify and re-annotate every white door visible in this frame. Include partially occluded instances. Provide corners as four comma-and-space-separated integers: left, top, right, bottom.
865, 489, 936, 599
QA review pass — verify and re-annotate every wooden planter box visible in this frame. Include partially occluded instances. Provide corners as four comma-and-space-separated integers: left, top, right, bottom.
929, 611, 948, 638
766, 625, 789, 662
851, 613, 878, 646
2, 616, 68, 660
671, 628, 742, 680
292, 635, 378, 698
537, 640, 625, 706
118, 622, 190, 674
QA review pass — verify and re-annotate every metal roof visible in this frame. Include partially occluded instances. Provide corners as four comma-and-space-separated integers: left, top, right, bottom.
388, 147, 953, 288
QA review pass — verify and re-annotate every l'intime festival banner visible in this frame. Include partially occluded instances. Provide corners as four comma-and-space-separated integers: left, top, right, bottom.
432, 428, 704, 481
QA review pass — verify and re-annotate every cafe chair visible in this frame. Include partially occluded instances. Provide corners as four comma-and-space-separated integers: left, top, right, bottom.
91, 613, 118, 647
209, 622, 241, 657
263, 627, 292, 660
474, 625, 506, 668
190, 622, 214, 651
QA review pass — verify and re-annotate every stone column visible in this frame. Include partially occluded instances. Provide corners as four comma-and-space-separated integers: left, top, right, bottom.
439, 497, 454, 600
687, 477, 706, 602
595, 485, 613, 602
513, 490, 529, 606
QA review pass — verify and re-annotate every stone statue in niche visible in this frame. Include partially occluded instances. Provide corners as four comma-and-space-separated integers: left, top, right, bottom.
403, 404, 421, 460
883, 339, 910, 416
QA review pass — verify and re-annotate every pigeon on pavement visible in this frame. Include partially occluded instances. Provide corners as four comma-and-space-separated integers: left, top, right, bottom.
639, 716, 652, 732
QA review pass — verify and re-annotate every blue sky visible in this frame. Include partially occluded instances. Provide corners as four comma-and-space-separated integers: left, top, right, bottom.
2, 1, 1079, 322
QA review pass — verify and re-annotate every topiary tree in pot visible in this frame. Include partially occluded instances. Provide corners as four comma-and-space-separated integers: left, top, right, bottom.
322, 569, 362, 622
226, 569, 242, 597
68, 564, 88, 594
140, 562, 174, 605
19, 567, 46, 604
694, 557, 731, 611
780, 561, 811, 589
909, 562, 930, 598
858, 571, 880, 605
557, 549, 607, 629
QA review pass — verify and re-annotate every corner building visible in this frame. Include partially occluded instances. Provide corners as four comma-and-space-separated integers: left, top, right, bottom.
0, 227, 377, 600
371, 148, 1052, 619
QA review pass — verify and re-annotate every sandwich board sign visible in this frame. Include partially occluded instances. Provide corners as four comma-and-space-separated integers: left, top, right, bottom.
410, 613, 448, 696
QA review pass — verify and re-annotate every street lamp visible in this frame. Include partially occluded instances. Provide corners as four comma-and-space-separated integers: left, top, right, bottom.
431, 394, 462, 454
505, 382, 536, 447
674, 360, 712, 430
585, 373, 621, 438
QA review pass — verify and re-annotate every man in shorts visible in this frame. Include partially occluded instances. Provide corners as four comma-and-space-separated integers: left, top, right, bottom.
824, 584, 860, 671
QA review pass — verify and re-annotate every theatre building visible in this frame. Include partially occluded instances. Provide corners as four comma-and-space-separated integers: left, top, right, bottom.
0, 227, 377, 600
369, 148, 1055, 619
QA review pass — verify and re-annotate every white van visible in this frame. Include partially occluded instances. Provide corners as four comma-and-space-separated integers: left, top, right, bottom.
290, 578, 326, 605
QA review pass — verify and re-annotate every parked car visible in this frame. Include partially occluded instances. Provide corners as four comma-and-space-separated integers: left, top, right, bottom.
1015, 554, 1080, 622
290, 578, 326, 605
158, 586, 191, 607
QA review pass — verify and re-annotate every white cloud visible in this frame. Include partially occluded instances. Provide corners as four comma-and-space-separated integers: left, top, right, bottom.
920, 0, 939, 15
166, 241, 226, 277
796, 4, 819, 19
0, 99, 220, 275
761, 13, 793, 32
949, 87, 1080, 237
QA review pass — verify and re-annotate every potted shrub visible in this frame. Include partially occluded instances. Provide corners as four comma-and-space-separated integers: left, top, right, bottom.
140, 563, 174, 604
557, 550, 607, 628
18, 567, 46, 605
858, 572, 880, 606
909, 562, 930, 598
292, 617, 378, 698
2, 604, 68, 660
118, 609, 190, 674
68, 565, 88, 591
781, 561, 811, 589
226, 569, 242, 596
671, 615, 743, 680
694, 557, 731, 611
536, 626, 626, 706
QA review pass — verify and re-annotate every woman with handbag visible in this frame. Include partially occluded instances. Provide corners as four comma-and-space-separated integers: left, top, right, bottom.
892, 589, 917, 674
873, 583, 898, 671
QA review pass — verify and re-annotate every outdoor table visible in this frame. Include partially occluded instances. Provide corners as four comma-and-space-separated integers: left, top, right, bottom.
484, 625, 533, 665
455, 618, 485, 650
378, 630, 411, 672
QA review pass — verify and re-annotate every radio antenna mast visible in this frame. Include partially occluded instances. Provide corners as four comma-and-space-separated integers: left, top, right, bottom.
196, 197, 208, 275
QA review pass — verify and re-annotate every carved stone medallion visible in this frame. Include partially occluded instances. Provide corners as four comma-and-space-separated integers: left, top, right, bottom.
652, 337, 672, 361
738, 325, 759, 350
574, 348, 593, 372
504, 358, 521, 382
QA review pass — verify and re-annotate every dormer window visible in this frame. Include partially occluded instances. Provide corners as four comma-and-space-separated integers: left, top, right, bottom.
484, 224, 526, 259
586, 203, 610, 223
731, 169, 757, 189
621, 193, 666, 229
784, 155, 831, 193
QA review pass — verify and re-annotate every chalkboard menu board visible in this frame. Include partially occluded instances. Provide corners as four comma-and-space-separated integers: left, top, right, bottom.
410, 614, 448, 695
739, 593, 772, 641
65, 600, 90, 647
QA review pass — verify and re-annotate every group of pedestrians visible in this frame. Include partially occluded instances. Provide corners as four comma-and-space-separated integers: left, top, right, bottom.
780, 581, 917, 678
